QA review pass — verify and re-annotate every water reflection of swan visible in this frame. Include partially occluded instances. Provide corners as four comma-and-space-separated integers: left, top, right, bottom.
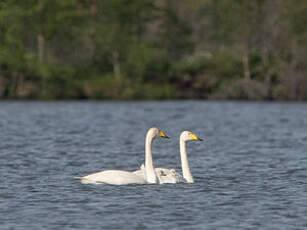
134, 131, 202, 184
76, 127, 169, 185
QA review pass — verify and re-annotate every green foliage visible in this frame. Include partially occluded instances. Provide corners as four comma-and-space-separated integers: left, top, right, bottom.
123, 43, 153, 80
1, 0, 307, 100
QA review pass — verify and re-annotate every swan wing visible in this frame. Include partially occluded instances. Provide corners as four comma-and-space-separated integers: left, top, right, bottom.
132, 164, 146, 178
78, 170, 147, 185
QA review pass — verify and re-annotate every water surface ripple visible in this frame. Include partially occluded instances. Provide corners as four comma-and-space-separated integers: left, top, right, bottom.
1, 101, 307, 229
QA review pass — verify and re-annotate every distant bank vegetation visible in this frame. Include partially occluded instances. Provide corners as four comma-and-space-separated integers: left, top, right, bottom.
1, 0, 307, 100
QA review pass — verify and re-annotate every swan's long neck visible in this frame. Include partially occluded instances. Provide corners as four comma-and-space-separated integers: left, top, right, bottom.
145, 133, 157, 184
180, 139, 194, 183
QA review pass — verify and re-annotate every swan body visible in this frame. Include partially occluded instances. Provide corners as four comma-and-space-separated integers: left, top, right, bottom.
134, 131, 202, 184
78, 170, 146, 185
76, 127, 169, 185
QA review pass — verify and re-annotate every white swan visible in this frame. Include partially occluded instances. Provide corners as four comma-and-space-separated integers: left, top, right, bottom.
76, 127, 169, 185
133, 130, 202, 184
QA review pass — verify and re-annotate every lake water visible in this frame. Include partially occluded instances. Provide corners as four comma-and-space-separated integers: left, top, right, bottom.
1, 101, 307, 229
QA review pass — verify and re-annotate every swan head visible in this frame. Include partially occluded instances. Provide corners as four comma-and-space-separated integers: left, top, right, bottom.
180, 130, 203, 142
147, 127, 169, 139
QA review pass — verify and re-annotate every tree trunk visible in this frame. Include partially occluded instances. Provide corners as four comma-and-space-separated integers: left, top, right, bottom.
37, 0, 45, 62
262, 46, 271, 98
38, 34, 45, 62
289, 39, 298, 99
91, 0, 98, 15
112, 51, 121, 80
242, 52, 250, 80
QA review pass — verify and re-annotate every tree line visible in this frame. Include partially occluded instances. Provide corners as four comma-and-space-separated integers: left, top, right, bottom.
1, 0, 307, 100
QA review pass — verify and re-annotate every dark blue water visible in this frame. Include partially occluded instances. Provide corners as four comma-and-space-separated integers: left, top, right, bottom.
1, 101, 307, 229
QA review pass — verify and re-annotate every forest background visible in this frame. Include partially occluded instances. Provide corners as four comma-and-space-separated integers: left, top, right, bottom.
1, 0, 307, 100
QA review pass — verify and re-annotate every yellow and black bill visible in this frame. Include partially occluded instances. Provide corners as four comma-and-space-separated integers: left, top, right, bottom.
159, 130, 169, 138
189, 133, 203, 141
